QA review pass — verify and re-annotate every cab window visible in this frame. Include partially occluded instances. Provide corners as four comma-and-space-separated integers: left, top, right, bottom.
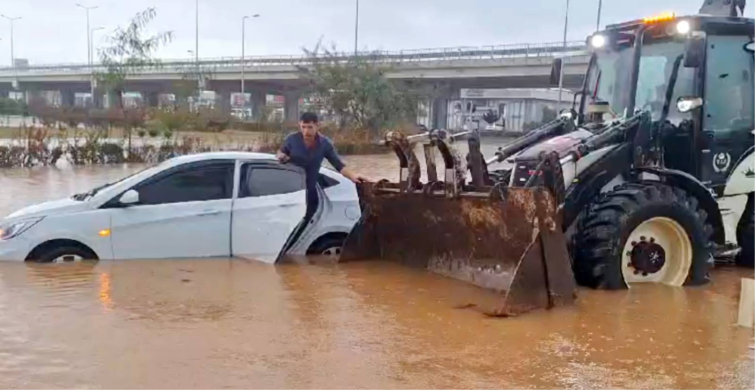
704, 35, 755, 136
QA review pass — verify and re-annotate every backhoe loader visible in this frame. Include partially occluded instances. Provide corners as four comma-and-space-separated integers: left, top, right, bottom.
340, 0, 755, 316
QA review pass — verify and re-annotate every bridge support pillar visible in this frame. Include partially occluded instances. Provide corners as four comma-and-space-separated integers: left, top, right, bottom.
284, 91, 301, 122
251, 90, 266, 120
25, 90, 42, 105
60, 90, 76, 107
432, 97, 449, 130
216, 90, 232, 113
142, 91, 160, 107
92, 90, 104, 109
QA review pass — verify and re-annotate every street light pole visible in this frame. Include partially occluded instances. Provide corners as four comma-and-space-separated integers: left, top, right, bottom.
596, 0, 603, 31
241, 14, 260, 102
354, 0, 360, 56
90, 26, 104, 106
557, 0, 570, 109
76, 4, 98, 68
195, 0, 200, 96
1, 15, 21, 74
242, 16, 248, 99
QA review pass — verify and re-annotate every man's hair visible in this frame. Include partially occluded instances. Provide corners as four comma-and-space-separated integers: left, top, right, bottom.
300, 112, 319, 124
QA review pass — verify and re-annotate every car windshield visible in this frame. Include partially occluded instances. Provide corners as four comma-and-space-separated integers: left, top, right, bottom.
71, 163, 164, 201
584, 40, 692, 122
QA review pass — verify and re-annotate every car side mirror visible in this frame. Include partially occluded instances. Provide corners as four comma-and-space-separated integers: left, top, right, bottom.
684, 32, 706, 68
118, 190, 140, 206
550, 58, 563, 87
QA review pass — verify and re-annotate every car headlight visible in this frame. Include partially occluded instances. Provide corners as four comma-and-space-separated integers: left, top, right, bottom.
0, 218, 43, 241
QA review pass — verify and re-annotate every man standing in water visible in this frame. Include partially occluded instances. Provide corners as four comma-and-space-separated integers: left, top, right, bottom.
277, 112, 368, 218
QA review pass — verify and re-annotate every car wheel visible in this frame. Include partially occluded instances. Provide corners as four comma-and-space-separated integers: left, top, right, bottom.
32, 246, 98, 264
307, 236, 346, 258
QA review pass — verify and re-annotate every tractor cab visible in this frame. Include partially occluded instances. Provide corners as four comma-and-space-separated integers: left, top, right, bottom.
578, 12, 754, 192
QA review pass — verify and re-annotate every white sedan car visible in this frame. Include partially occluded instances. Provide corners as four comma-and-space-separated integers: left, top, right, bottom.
0, 152, 361, 263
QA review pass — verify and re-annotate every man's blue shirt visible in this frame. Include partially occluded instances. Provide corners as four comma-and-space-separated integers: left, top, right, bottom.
280, 132, 346, 197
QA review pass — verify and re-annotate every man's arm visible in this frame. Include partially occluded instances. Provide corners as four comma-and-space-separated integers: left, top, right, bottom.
324, 142, 369, 183
277, 135, 292, 163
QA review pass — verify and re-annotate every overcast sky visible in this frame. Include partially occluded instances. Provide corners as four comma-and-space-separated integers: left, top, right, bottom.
0, 0, 703, 65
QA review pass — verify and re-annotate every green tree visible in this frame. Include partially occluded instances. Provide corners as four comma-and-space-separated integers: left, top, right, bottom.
96, 8, 173, 109
299, 44, 430, 133
0, 97, 28, 117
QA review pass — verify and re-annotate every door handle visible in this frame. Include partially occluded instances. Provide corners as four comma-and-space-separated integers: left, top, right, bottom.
198, 210, 222, 217
278, 204, 297, 209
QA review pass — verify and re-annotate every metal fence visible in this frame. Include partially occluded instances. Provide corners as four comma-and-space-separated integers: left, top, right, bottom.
0, 41, 586, 77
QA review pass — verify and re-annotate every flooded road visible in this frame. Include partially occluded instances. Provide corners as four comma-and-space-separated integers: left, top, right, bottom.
0, 149, 754, 389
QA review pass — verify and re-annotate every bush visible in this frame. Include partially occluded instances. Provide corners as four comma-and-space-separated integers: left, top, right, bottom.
151, 107, 191, 132
0, 145, 26, 167
100, 143, 126, 164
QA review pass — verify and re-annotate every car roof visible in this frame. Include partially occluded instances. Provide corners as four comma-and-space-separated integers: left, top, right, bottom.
162, 152, 277, 167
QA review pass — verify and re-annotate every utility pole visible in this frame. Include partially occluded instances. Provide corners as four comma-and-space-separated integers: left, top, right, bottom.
557, 0, 570, 109
354, 0, 360, 56
1, 14, 21, 75
596, 0, 603, 31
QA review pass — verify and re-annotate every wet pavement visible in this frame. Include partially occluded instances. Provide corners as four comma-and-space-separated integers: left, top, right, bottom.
0, 149, 754, 389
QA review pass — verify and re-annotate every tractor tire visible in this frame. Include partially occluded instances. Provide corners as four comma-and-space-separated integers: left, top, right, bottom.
574, 182, 713, 289
736, 197, 754, 268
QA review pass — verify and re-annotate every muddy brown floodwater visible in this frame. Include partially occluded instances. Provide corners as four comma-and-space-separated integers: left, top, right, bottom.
0, 147, 754, 389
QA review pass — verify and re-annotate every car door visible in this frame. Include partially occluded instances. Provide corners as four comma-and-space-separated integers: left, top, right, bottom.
109, 161, 235, 260
231, 162, 307, 264
699, 34, 755, 193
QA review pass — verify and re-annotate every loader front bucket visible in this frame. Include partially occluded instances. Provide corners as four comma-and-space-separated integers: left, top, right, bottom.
340, 183, 577, 316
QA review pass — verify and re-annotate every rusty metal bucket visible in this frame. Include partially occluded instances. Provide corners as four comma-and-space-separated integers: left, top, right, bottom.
340, 182, 577, 316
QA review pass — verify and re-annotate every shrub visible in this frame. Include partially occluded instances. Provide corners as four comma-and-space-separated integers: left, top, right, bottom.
100, 143, 126, 164
151, 107, 192, 132
0, 145, 26, 168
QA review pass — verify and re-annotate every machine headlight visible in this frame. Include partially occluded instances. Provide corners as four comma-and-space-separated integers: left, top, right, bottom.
0, 218, 43, 241
676, 20, 691, 35
591, 34, 607, 49
676, 20, 692, 35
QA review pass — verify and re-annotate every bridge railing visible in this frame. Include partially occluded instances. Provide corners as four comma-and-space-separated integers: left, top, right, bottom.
0, 41, 587, 76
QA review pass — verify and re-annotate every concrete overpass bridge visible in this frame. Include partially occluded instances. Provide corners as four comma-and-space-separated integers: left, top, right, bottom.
0, 41, 590, 126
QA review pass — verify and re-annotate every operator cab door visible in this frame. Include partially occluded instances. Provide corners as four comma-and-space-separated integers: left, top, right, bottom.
699, 34, 755, 193
231, 162, 307, 264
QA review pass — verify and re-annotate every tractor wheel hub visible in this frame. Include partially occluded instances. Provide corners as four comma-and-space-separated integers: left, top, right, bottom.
630, 240, 666, 275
